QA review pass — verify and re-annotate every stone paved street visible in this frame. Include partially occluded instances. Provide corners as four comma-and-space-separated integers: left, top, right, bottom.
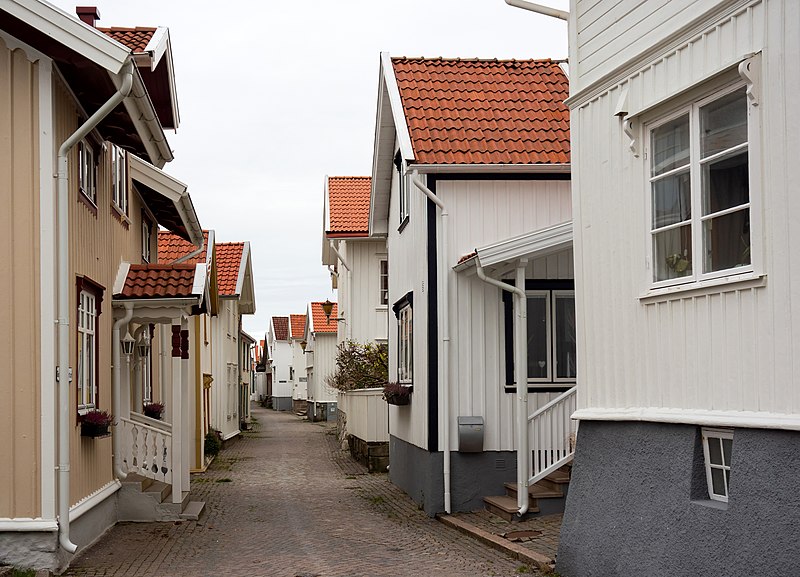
64, 405, 541, 577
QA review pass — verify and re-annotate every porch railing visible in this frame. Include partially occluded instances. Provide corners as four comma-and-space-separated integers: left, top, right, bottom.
119, 415, 173, 484
527, 386, 577, 486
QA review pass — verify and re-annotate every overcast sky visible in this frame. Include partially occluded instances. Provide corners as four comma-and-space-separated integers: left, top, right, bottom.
50, 0, 569, 340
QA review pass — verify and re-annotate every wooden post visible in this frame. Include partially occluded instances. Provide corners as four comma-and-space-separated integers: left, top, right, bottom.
171, 319, 183, 503
181, 322, 191, 492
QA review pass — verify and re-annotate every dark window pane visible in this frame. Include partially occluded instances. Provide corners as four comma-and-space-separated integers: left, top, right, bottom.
527, 296, 548, 379
555, 295, 577, 379
722, 438, 733, 466
711, 467, 726, 496
708, 437, 723, 465
653, 225, 693, 281
703, 209, 750, 272
652, 170, 691, 228
701, 89, 747, 158
652, 114, 690, 176
702, 151, 749, 215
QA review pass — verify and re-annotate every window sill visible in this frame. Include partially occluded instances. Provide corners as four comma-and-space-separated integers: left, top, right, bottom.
640, 271, 766, 302
398, 216, 409, 234
78, 192, 98, 216
376, 305, 388, 311
690, 498, 728, 511
110, 204, 130, 228
505, 385, 574, 394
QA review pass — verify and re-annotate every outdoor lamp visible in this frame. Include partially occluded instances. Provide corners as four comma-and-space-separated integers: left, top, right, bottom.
321, 299, 334, 321
136, 336, 151, 358
121, 330, 135, 357
300, 340, 307, 352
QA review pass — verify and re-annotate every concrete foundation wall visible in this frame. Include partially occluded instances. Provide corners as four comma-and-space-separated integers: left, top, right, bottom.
271, 396, 293, 411
389, 435, 518, 515
309, 401, 337, 422
558, 421, 800, 577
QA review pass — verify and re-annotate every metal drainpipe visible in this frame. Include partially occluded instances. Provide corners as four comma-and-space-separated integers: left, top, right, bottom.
112, 303, 134, 480
329, 240, 352, 341
504, 0, 569, 20
476, 260, 529, 515
173, 241, 204, 264
56, 60, 134, 554
411, 177, 451, 513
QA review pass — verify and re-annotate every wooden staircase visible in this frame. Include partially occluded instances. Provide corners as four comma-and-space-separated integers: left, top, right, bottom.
118, 473, 205, 521
483, 466, 571, 522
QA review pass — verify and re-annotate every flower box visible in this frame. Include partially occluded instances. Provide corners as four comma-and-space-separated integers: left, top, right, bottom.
80, 410, 114, 438
382, 382, 412, 406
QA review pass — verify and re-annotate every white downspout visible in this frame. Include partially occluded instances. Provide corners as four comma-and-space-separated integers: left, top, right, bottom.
173, 241, 204, 264
329, 240, 352, 341
112, 303, 134, 479
504, 0, 569, 20
56, 60, 134, 554
476, 260, 529, 515
412, 177, 451, 513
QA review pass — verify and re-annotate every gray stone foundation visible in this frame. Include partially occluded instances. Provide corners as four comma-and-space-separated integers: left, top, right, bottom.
271, 396, 293, 411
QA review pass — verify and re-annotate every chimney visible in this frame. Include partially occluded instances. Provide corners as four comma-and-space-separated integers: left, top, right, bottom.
76, 6, 100, 27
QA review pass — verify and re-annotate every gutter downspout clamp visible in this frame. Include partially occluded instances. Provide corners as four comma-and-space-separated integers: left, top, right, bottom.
56, 60, 134, 554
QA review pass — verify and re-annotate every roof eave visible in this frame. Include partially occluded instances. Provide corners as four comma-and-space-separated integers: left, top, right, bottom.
412, 163, 571, 174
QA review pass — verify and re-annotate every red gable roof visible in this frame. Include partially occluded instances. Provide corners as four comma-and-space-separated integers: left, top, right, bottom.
158, 230, 209, 264
216, 242, 244, 296
327, 176, 371, 237
391, 57, 570, 165
310, 302, 337, 334
118, 264, 198, 299
272, 316, 289, 341
98, 27, 156, 52
290, 314, 306, 340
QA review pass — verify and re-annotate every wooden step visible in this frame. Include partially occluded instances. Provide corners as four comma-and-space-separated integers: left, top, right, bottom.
483, 495, 539, 522
504, 482, 563, 500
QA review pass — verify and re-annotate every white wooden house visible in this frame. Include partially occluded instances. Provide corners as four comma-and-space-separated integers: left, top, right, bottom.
289, 313, 308, 411
268, 316, 293, 410
370, 54, 573, 515
304, 301, 339, 421
556, 0, 800, 575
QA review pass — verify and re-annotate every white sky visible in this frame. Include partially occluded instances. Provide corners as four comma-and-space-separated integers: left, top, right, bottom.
49, 0, 569, 341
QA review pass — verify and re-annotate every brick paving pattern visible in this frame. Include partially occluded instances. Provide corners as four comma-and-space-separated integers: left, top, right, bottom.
64, 406, 541, 576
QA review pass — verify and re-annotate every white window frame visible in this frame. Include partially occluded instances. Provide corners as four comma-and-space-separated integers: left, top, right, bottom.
524, 289, 577, 385
111, 144, 128, 215
702, 427, 733, 502
141, 325, 152, 404
141, 218, 152, 263
395, 151, 409, 228
78, 140, 96, 205
379, 259, 389, 306
644, 79, 760, 292
77, 290, 97, 413
397, 304, 413, 384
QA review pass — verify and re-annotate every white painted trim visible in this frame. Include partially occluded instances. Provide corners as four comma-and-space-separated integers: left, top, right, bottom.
37, 51, 57, 521
381, 52, 414, 161
2, 0, 130, 73
0, 519, 58, 531
573, 407, 800, 431
0, 29, 47, 62
192, 263, 207, 296
412, 163, 571, 174
235, 242, 249, 296
475, 221, 573, 268
113, 262, 131, 295
143, 27, 169, 69
68, 479, 121, 522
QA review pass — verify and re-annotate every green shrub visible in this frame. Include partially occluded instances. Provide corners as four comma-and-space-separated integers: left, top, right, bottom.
204, 428, 222, 457
326, 340, 388, 392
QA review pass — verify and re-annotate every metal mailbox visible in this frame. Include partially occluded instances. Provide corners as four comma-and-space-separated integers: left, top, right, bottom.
457, 416, 484, 452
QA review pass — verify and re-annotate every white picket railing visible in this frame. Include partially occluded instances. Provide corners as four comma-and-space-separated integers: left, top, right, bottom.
527, 386, 578, 486
119, 416, 173, 484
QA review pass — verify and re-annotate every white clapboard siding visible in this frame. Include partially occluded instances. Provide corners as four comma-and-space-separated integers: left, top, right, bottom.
271, 341, 293, 398
571, 0, 800, 421
308, 334, 339, 404
339, 389, 389, 443
338, 239, 389, 344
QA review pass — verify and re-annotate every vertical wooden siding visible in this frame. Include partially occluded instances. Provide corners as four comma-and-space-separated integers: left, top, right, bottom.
572, 0, 800, 417
342, 240, 388, 344
0, 39, 41, 518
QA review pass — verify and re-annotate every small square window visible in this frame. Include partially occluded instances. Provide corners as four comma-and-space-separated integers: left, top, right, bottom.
702, 427, 733, 502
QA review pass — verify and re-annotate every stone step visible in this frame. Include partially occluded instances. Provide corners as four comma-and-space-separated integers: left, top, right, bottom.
144, 479, 171, 503
180, 500, 205, 520
483, 495, 539, 522
503, 482, 563, 500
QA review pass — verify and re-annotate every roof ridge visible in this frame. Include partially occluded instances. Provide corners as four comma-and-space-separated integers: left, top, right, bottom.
391, 56, 565, 64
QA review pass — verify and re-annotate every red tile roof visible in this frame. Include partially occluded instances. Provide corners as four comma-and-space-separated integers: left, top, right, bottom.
327, 176, 371, 237
391, 57, 570, 165
272, 316, 289, 341
118, 264, 198, 299
290, 314, 306, 339
216, 242, 244, 296
158, 230, 209, 264
310, 302, 338, 334
98, 27, 156, 52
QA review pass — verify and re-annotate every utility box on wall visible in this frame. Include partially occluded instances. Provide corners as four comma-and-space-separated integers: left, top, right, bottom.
457, 416, 484, 452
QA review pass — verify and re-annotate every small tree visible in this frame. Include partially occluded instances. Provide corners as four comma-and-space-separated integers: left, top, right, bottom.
326, 340, 388, 392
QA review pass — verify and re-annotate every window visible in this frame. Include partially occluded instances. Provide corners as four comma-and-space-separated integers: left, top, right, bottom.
77, 290, 98, 412
78, 140, 96, 204
111, 144, 128, 214
702, 428, 733, 502
394, 151, 409, 227
504, 282, 576, 389
647, 85, 751, 286
379, 259, 389, 305
141, 217, 152, 263
393, 293, 413, 383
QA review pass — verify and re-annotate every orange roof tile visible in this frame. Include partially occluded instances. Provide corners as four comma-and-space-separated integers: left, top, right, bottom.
272, 316, 289, 341
216, 242, 244, 296
327, 176, 371, 237
391, 57, 570, 165
118, 264, 197, 299
290, 314, 306, 339
158, 230, 209, 264
98, 27, 157, 52
310, 302, 338, 333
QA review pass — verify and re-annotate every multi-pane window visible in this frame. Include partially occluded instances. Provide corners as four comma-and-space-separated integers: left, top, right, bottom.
78, 140, 96, 204
702, 428, 733, 502
111, 145, 128, 214
394, 151, 409, 226
77, 290, 97, 412
397, 304, 413, 383
379, 259, 389, 305
141, 218, 152, 263
525, 290, 576, 383
648, 86, 751, 284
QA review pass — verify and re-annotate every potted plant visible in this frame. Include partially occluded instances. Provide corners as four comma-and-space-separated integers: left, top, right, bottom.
81, 410, 114, 438
142, 402, 165, 420
382, 382, 412, 406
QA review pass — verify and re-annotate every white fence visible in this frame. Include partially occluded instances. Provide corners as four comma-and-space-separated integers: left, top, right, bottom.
527, 386, 577, 486
119, 412, 173, 484
338, 388, 389, 443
